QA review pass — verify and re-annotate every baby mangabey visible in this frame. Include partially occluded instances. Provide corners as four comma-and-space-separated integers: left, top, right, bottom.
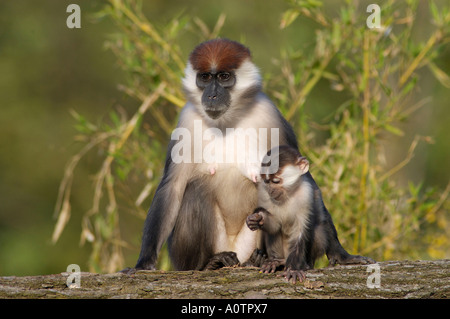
247, 145, 375, 283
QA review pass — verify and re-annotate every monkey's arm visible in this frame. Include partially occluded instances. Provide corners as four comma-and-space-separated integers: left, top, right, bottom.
134, 178, 184, 269
246, 208, 286, 273
283, 238, 310, 283
134, 141, 188, 270
246, 207, 281, 235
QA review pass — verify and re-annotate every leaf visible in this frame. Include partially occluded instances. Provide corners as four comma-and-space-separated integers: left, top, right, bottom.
428, 61, 450, 88
280, 9, 300, 29
429, 1, 441, 25
52, 200, 71, 244
400, 76, 417, 96
331, 21, 342, 49
109, 110, 121, 127
384, 123, 404, 136
408, 181, 423, 198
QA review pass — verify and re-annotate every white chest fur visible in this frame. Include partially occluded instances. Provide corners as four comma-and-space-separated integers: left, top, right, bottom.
258, 180, 313, 239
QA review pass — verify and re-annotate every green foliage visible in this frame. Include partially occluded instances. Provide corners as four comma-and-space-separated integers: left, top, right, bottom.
276, 0, 450, 262
53, 0, 449, 272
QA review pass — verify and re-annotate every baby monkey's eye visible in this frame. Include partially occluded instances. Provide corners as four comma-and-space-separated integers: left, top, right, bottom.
271, 178, 281, 184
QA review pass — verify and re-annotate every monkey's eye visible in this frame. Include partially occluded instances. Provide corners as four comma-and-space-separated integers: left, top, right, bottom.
199, 73, 212, 82
218, 72, 231, 82
271, 178, 281, 184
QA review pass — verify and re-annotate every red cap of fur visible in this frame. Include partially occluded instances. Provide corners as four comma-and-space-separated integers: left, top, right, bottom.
189, 39, 251, 73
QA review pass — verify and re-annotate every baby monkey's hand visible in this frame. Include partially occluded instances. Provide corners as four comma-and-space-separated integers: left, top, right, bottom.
246, 207, 268, 231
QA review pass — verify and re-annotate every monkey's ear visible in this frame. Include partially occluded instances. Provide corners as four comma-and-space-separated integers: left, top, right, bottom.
297, 156, 309, 174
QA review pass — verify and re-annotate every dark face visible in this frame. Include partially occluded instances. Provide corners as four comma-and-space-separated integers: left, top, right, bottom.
196, 71, 236, 119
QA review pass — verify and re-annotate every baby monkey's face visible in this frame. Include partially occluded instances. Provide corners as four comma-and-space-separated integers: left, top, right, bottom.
261, 157, 309, 204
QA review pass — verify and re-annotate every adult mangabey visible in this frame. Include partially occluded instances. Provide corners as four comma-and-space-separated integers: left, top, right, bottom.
123, 39, 299, 273
247, 145, 375, 283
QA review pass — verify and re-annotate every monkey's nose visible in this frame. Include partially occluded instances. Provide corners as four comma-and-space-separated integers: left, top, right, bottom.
208, 95, 217, 100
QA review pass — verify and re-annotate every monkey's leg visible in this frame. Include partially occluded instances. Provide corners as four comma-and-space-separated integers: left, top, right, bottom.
282, 230, 316, 283
327, 239, 375, 266
323, 215, 375, 266
168, 178, 217, 270
241, 229, 267, 268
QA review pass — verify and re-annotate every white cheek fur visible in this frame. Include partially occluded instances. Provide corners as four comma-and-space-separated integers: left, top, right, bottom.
233, 59, 261, 95
182, 62, 203, 113
182, 62, 197, 93
280, 165, 302, 188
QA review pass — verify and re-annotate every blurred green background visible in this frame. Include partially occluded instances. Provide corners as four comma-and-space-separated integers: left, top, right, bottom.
0, 0, 448, 276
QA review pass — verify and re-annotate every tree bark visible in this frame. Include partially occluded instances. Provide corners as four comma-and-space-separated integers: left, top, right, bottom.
0, 260, 448, 299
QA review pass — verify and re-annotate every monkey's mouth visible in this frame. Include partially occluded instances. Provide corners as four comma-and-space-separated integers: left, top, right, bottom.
270, 192, 285, 203
205, 107, 227, 119
273, 194, 283, 201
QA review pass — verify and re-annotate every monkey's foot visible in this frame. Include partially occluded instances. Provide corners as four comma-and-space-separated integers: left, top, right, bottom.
119, 263, 157, 275
283, 268, 306, 284
118, 267, 137, 275
242, 249, 267, 267
329, 254, 376, 266
260, 258, 285, 274
203, 251, 240, 270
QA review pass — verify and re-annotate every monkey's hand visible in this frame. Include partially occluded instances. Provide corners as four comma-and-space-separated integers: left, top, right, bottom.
260, 258, 285, 274
246, 212, 264, 231
283, 267, 306, 284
